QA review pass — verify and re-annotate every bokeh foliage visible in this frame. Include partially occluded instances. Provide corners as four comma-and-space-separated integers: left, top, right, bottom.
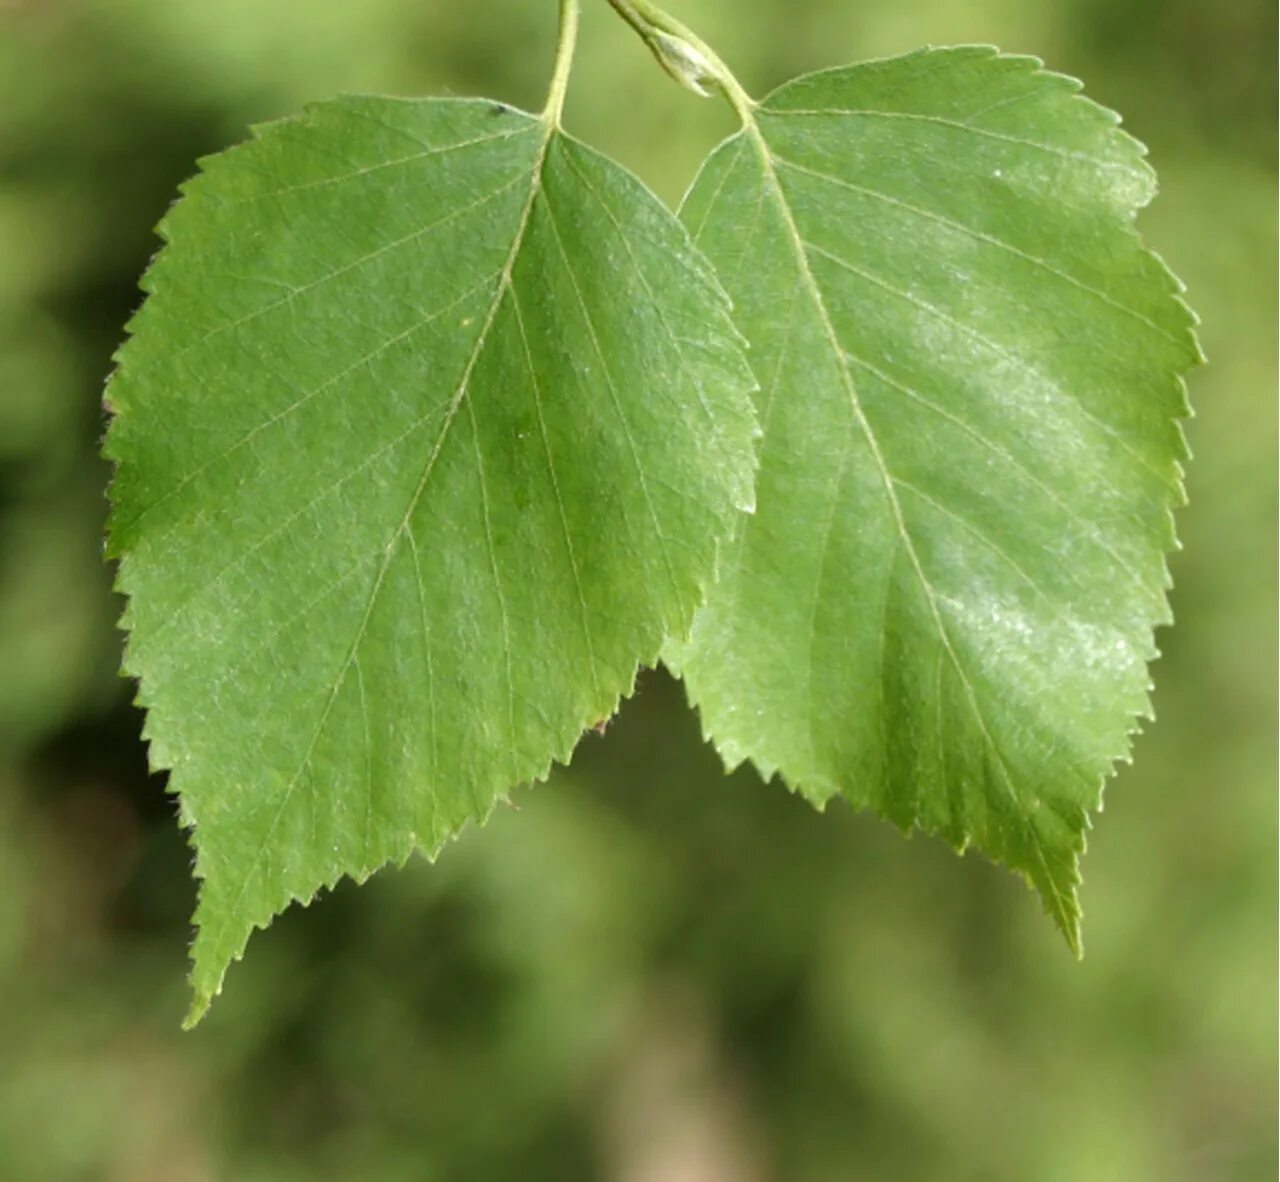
0, 1, 1274, 1179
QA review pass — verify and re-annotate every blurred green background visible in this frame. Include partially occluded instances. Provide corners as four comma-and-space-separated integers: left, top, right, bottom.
0, 0, 1274, 1178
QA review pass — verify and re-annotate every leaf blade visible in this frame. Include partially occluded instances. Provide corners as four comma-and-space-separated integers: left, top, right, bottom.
673, 47, 1201, 945
105, 96, 758, 1022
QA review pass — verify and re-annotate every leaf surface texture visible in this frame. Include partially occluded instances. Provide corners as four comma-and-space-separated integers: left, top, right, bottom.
672, 48, 1200, 941
106, 96, 758, 1022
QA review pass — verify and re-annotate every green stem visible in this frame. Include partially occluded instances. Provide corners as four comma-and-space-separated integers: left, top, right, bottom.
601, 0, 757, 121
544, 0, 581, 127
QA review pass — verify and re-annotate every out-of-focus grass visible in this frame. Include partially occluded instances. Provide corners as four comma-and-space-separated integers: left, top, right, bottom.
0, 1, 1273, 1179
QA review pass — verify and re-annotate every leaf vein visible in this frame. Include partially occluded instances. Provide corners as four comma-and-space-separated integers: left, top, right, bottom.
689, 136, 749, 246
226, 123, 537, 205
540, 179, 686, 620
798, 236, 1173, 487
404, 531, 439, 801
509, 284, 601, 700
761, 106, 1134, 172
164, 172, 525, 370
354, 654, 375, 871
890, 476, 1056, 606
466, 397, 519, 787
124, 272, 502, 541
771, 153, 1182, 346
557, 145, 716, 427
842, 348, 1152, 595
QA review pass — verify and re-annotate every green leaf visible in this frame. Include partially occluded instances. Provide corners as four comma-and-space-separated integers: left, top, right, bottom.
105, 95, 758, 1024
670, 47, 1201, 945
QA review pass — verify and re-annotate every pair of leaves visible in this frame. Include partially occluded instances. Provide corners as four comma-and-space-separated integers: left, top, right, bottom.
104, 47, 1199, 1024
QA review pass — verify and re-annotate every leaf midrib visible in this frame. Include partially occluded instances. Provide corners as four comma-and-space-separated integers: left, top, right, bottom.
736, 116, 1072, 928
199, 114, 563, 972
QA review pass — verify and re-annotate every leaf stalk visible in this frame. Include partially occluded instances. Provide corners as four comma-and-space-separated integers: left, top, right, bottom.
545, 0, 581, 127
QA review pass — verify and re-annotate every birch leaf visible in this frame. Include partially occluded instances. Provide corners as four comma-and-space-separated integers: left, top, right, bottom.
106, 95, 757, 1023
672, 48, 1200, 945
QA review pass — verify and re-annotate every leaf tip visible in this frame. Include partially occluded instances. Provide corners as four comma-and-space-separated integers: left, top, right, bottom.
1039, 856, 1086, 960
1062, 915, 1085, 960
181, 992, 213, 1031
